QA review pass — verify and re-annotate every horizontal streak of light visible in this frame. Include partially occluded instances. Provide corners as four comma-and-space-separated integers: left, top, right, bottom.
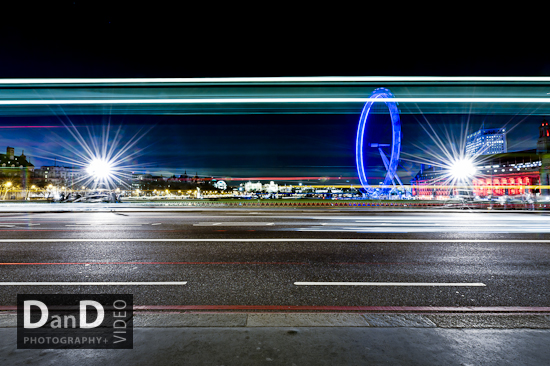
321, 223, 445, 226
412, 186, 550, 189
0, 126, 61, 128
1, 238, 550, 243
65, 224, 143, 227
0, 282, 187, 285
5, 185, 550, 191
1, 98, 550, 105
2, 76, 550, 84
193, 222, 275, 226
294, 282, 486, 286
222, 177, 357, 181
299, 228, 550, 233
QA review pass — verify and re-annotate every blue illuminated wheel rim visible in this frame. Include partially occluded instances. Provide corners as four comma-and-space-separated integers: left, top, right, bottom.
355, 87, 401, 192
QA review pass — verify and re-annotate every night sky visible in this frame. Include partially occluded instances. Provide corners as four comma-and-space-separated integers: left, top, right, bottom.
1, 3, 549, 184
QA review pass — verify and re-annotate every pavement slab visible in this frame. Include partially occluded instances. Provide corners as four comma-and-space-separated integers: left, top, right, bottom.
3, 312, 550, 328
1, 327, 550, 366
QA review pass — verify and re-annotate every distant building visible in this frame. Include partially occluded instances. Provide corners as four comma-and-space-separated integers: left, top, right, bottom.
34, 166, 86, 187
244, 181, 262, 192
131, 173, 153, 190
537, 119, 550, 154
412, 119, 550, 199
131, 171, 209, 192
0, 147, 34, 188
466, 127, 507, 156
263, 181, 278, 193
537, 119, 550, 195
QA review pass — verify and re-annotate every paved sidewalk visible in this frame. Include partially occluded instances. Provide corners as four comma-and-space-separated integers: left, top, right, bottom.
1, 312, 550, 365
1, 327, 550, 366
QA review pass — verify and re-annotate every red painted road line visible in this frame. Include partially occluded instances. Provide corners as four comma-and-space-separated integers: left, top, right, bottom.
0, 230, 179, 232
135, 305, 550, 312
328, 262, 420, 265
0, 261, 311, 265
0, 261, 416, 266
1, 305, 549, 312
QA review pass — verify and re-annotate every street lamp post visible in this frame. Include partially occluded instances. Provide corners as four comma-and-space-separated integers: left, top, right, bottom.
2, 181, 12, 200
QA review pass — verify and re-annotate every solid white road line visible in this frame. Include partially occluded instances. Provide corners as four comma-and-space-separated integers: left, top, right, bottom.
299, 228, 550, 233
321, 223, 443, 226
294, 282, 486, 286
1, 238, 550, 243
354, 222, 540, 227
193, 222, 276, 226
65, 224, 143, 227
0, 282, 187, 286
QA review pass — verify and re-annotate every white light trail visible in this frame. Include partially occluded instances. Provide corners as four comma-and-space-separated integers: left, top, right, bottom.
0, 238, 550, 242
1, 98, 550, 105
1, 76, 550, 84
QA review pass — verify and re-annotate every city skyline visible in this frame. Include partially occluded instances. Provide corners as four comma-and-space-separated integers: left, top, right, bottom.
0, 114, 546, 184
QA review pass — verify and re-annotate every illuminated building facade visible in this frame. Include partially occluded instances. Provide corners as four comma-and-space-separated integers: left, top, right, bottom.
244, 181, 263, 192
0, 146, 34, 189
34, 166, 85, 187
537, 119, 550, 195
466, 127, 507, 156
412, 120, 550, 199
470, 152, 540, 197
411, 153, 541, 200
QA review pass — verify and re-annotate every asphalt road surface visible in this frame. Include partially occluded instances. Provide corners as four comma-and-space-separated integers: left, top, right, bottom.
1, 208, 549, 309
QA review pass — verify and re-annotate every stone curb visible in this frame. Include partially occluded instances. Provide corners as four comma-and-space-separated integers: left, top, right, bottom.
2, 313, 550, 328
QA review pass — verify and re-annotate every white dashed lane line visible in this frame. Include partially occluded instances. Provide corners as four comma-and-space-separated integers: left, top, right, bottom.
193, 222, 275, 226
294, 282, 486, 287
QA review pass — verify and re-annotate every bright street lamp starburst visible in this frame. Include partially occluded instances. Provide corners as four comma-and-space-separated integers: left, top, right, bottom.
448, 157, 477, 181
32, 118, 154, 191
86, 158, 115, 181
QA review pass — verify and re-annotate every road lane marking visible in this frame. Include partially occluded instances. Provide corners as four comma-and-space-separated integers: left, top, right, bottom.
193, 222, 276, 226
0, 223, 40, 225
151, 223, 162, 225
320, 222, 442, 226
299, 228, 550, 233
294, 282, 486, 286
2, 238, 550, 242
65, 224, 143, 227
0, 281, 187, 285
353, 222, 536, 227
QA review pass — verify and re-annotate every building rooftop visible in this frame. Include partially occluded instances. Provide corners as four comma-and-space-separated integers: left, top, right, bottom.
0, 148, 34, 168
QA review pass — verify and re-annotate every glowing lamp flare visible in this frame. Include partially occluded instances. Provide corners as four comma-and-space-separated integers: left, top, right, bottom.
449, 158, 477, 180
86, 158, 114, 180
